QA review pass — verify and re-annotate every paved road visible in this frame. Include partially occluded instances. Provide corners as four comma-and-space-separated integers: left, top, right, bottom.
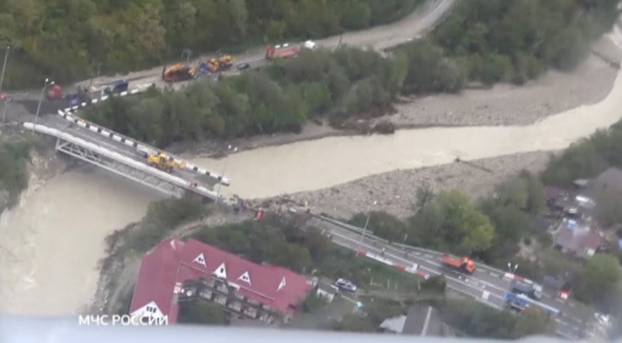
68, 0, 456, 92
307, 215, 596, 339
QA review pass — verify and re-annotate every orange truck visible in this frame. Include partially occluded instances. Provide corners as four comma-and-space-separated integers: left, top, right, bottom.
441, 255, 476, 274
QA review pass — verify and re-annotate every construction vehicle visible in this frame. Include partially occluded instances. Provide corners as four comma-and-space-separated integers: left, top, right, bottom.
265, 41, 316, 60
206, 55, 235, 73
441, 254, 476, 274
505, 292, 530, 312
162, 64, 197, 83
146, 152, 186, 173
217, 55, 234, 69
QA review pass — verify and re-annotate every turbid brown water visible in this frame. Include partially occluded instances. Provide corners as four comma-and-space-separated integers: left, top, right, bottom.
0, 169, 161, 315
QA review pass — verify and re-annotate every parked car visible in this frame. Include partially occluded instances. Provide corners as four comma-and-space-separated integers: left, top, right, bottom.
334, 278, 357, 292
104, 80, 129, 95
0, 92, 9, 101
236, 63, 250, 71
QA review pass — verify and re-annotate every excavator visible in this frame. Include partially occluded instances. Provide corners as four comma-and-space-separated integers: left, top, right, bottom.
146, 152, 186, 173
162, 63, 197, 83
206, 55, 235, 73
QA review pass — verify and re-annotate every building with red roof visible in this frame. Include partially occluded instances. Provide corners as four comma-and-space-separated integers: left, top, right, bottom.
129, 239, 311, 324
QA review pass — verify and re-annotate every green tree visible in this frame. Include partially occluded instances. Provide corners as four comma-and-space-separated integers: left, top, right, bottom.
0, 140, 31, 209
576, 254, 622, 308
409, 191, 495, 255
332, 314, 376, 332
341, 1, 371, 29
350, 211, 407, 243
514, 308, 555, 337
420, 275, 447, 296
178, 300, 229, 325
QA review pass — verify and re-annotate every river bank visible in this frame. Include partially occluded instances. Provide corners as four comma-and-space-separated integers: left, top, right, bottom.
260, 151, 552, 220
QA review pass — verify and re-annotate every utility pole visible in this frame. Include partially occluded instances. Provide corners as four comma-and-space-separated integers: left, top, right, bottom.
87, 62, 102, 91
359, 200, 378, 247
35, 78, 54, 125
0, 46, 10, 123
0, 46, 9, 93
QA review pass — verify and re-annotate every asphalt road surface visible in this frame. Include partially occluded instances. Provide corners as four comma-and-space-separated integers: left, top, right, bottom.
307, 215, 597, 340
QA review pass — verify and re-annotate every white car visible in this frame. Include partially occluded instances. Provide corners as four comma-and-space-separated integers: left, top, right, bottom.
335, 278, 357, 292
303, 40, 317, 49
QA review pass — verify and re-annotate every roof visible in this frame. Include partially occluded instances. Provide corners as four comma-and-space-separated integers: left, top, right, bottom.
403, 306, 445, 336
380, 306, 449, 336
544, 186, 567, 201
554, 221, 603, 256
588, 167, 622, 195
130, 239, 311, 323
380, 315, 407, 333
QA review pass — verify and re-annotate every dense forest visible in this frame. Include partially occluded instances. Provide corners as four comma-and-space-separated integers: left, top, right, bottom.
83, 0, 619, 147
0, 0, 420, 88
429, 0, 620, 85
543, 120, 622, 186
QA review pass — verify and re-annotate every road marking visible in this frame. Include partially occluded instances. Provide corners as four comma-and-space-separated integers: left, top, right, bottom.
329, 232, 506, 301
482, 290, 490, 300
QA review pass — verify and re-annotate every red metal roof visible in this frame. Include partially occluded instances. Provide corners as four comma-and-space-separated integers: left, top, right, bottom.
130, 239, 311, 323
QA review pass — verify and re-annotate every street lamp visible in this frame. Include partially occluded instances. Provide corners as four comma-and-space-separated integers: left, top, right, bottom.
360, 200, 378, 246
0, 46, 10, 122
35, 78, 54, 125
87, 62, 102, 91
0, 46, 9, 94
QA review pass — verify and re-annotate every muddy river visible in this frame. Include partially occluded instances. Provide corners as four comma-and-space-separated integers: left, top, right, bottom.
0, 169, 160, 315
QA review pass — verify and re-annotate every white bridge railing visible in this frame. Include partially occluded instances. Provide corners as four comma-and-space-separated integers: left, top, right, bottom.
24, 122, 221, 201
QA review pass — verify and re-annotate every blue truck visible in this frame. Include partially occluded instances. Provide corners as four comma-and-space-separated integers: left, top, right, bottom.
505, 292, 531, 312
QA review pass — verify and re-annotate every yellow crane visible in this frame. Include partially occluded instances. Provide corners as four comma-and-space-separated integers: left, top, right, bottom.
146, 152, 186, 173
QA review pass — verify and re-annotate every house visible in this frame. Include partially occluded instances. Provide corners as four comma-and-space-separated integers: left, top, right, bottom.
544, 185, 568, 208
379, 305, 453, 336
553, 219, 604, 258
129, 239, 311, 324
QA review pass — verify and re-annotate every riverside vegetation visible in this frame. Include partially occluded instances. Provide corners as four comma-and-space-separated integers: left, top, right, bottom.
83, 0, 620, 147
